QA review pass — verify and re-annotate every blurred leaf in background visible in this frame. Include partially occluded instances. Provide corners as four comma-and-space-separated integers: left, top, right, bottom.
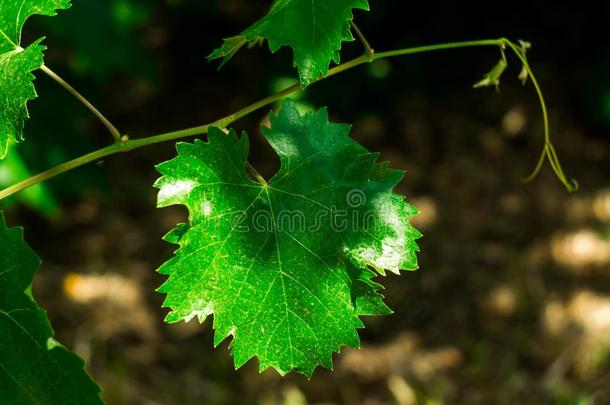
36, 0, 157, 82
579, 55, 610, 132
0, 144, 59, 216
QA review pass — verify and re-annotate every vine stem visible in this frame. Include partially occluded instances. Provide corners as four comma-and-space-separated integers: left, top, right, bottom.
0, 38, 566, 201
40, 65, 123, 143
503, 42, 578, 192
350, 21, 374, 59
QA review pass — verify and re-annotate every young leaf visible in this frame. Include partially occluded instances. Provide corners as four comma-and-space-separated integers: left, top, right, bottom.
473, 58, 508, 90
155, 100, 421, 376
0, 0, 72, 159
208, 0, 370, 87
0, 212, 102, 404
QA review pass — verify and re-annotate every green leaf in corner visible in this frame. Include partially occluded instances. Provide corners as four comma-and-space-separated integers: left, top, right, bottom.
0, 0, 72, 159
208, 0, 370, 87
0, 212, 102, 404
155, 100, 421, 376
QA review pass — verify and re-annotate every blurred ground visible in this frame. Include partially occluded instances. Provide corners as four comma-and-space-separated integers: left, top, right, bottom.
2, 1, 610, 404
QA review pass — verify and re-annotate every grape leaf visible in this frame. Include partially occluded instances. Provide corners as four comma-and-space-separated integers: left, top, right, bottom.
0, 0, 72, 159
0, 212, 102, 404
208, 0, 369, 87
155, 100, 421, 376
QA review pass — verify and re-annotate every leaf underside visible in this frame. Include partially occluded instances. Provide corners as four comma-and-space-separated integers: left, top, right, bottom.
208, 0, 370, 87
155, 100, 421, 376
0, 0, 72, 159
0, 212, 102, 404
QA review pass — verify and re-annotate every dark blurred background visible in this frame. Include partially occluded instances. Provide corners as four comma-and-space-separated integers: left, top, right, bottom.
2, 1, 610, 404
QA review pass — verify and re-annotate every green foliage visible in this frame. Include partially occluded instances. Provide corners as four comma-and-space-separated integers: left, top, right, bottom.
0, 0, 576, 392
209, 0, 370, 86
0, 212, 102, 404
155, 100, 420, 376
0, 0, 72, 159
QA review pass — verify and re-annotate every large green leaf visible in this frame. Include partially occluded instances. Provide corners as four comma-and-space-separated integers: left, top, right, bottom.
155, 100, 420, 376
0, 0, 72, 159
0, 212, 102, 404
209, 0, 369, 87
